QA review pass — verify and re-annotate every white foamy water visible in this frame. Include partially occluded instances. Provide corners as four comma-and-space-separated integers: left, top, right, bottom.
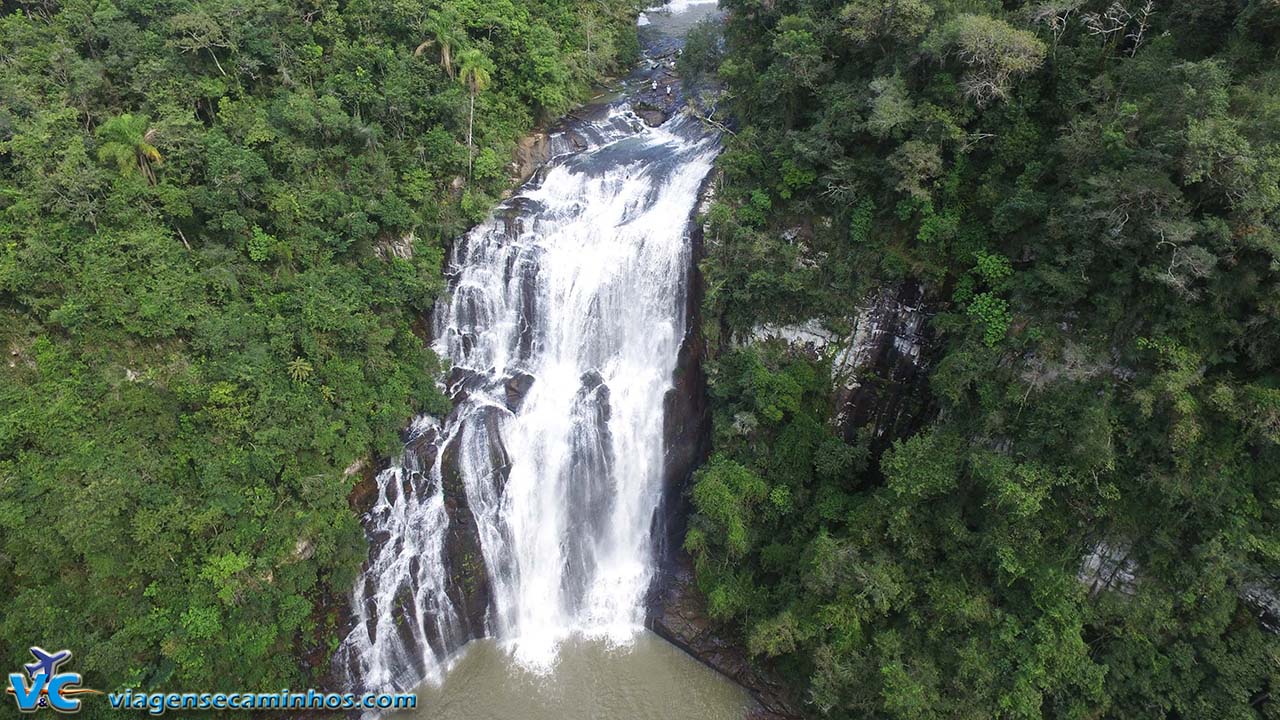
335, 104, 719, 694
646, 0, 719, 15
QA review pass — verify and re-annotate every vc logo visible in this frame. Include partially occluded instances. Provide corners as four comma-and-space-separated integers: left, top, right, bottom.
6, 647, 100, 713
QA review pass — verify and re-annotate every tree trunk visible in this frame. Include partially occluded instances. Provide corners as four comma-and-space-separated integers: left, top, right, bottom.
467, 89, 475, 184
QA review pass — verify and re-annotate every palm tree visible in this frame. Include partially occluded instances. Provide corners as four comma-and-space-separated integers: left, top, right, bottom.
96, 114, 162, 185
456, 49, 494, 184
287, 357, 314, 383
414, 10, 465, 79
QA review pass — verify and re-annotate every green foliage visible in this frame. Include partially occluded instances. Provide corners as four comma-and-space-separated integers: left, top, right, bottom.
0, 0, 642, 712
286, 357, 314, 384
247, 226, 276, 263
678, 18, 725, 83
692, 0, 1280, 717
690, 456, 768, 560
95, 114, 163, 184
965, 292, 1011, 347
972, 250, 1012, 285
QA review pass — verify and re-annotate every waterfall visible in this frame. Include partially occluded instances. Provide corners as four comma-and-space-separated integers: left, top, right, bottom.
335, 104, 720, 692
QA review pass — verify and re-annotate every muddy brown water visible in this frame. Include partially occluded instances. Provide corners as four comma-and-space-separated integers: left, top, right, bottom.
392, 632, 751, 720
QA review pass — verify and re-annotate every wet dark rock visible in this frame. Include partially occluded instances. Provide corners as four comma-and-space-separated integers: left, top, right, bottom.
361, 575, 379, 644
347, 459, 381, 517
831, 282, 936, 453
446, 366, 486, 405
578, 370, 612, 422
634, 102, 669, 127
653, 168, 714, 574
515, 257, 539, 361
366, 528, 393, 551
479, 406, 513, 496
404, 425, 440, 471
512, 131, 550, 185
563, 373, 617, 613
504, 372, 536, 413
648, 170, 799, 719
391, 579, 428, 681
438, 407, 510, 640
580, 369, 606, 390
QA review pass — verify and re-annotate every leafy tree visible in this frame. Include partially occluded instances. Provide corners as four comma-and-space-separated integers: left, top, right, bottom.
926, 14, 1047, 107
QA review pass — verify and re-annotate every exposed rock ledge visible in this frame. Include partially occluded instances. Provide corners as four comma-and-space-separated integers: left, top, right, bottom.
1080, 538, 1280, 635
745, 281, 934, 450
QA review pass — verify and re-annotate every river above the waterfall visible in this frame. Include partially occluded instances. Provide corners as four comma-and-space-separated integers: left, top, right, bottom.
392, 632, 750, 720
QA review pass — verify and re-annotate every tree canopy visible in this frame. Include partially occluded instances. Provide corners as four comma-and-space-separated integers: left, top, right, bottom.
688, 1, 1280, 717
0, 0, 643, 712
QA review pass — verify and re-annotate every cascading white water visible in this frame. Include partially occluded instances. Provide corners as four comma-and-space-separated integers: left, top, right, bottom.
335, 103, 719, 693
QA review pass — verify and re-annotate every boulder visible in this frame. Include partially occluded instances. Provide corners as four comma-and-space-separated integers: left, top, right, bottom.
512, 131, 550, 185
504, 372, 536, 413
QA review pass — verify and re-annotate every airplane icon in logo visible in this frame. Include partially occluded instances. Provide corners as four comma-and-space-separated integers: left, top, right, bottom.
23, 648, 71, 680
7, 645, 99, 713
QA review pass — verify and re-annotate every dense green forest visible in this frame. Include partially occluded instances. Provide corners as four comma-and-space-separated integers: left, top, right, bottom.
5, 0, 1280, 716
685, 0, 1280, 717
0, 0, 641, 703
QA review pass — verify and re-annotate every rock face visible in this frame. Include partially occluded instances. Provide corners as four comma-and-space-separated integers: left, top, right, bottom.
1244, 581, 1280, 633
634, 103, 670, 127
438, 406, 507, 641
653, 169, 714, 579
747, 283, 935, 452
648, 172, 801, 720
511, 131, 549, 186
830, 282, 934, 451
347, 457, 380, 517
1080, 542, 1280, 636
747, 281, 936, 448
503, 371, 535, 413
376, 231, 416, 261
649, 554, 802, 720
1078, 540, 1139, 596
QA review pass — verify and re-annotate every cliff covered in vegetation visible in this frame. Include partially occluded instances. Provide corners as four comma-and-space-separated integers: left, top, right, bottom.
0, 0, 643, 702
684, 1, 1280, 717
